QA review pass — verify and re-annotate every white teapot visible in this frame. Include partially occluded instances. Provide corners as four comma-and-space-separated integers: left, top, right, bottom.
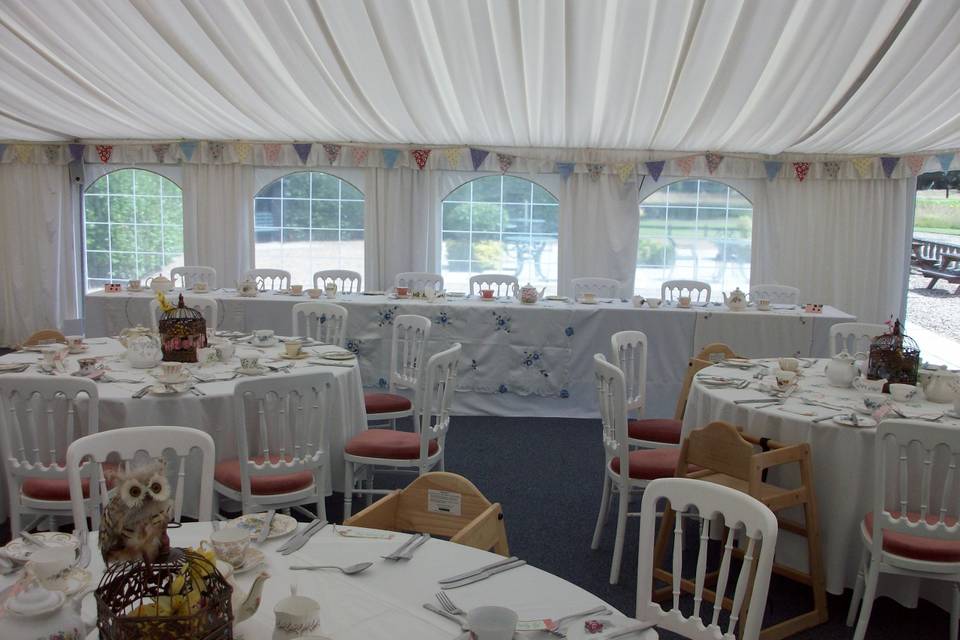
126, 334, 162, 369
145, 275, 174, 293
722, 287, 748, 311
119, 324, 152, 348
824, 351, 858, 388
919, 366, 960, 404
0, 583, 94, 640
214, 560, 270, 628
237, 279, 259, 297
514, 282, 546, 304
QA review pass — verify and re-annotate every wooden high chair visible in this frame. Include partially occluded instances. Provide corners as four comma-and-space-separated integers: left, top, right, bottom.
651, 421, 828, 640
344, 472, 509, 556
673, 343, 741, 422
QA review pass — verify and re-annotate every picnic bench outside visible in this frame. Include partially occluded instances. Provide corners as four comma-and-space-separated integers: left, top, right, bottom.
913, 237, 960, 293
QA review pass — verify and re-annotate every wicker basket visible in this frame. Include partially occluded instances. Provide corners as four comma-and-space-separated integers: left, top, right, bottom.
867, 319, 920, 386
95, 548, 233, 640
159, 294, 207, 363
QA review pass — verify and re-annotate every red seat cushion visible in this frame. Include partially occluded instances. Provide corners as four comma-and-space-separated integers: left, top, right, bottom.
628, 418, 682, 444
610, 447, 682, 480
863, 511, 960, 563
345, 429, 439, 460
22, 463, 119, 501
215, 455, 314, 496
364, 392, 412, 414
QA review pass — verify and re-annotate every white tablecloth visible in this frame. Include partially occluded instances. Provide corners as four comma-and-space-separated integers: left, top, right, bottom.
85, 291, 854, 418
0, 339, 367, 521
0, 523, 654, 640
682, 360, 960, 611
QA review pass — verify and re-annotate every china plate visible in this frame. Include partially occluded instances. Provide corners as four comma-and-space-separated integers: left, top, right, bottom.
233, 547, 266, 574
445, 292, 466, 298
32, 566, 92, 595
154, 372, 192, 385
834, 415, 878, 427
544, 295, 569, 302
578, 299, 599, 305
362, 291, 386, 295
2, 532, 78, 563
237, 366, 268, 376
321, 352, 356, 361
149, 383, 191, 396
227, 512, 298, 540
278, 352, 310, 360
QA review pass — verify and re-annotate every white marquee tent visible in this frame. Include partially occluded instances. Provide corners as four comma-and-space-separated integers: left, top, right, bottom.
1, 0, 959, 344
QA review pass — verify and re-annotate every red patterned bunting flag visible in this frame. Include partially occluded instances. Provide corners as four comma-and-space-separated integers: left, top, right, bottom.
323, 143, 342, 165
793, 162, 810, 182
351, 147, 369, 165
823, 161, 840, 179
411, 149, 431, 170
497, 153, 515, 173
905, 155, 927, 176
209, 142, 224, 161
676, 156, 695, 176
95, 145, 113, 164
705, 152, 724, 175
152, 143, 170, 163
264, 143, 282, 164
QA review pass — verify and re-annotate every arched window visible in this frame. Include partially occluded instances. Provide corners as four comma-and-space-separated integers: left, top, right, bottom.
441, 175, 559, 293
254, 172, 364, 286
635, 179, 752, 297
83, 169, 183, 292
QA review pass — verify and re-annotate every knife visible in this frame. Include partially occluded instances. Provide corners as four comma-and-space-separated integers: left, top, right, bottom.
596, 621, 658, 638
422, 603, 468, 631
397, 532, 430, 559
382, 533, 422, 560
438, 556, 520, 584
256, 510, 275, 544
279, 520, 328, 555
441, 559, 526, 589
277, 518, 324, 553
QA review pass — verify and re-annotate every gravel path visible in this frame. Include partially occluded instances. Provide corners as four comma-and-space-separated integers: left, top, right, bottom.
907, 272, 960, 341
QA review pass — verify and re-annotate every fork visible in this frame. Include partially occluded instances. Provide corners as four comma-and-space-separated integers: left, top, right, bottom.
436, 591, 467, 616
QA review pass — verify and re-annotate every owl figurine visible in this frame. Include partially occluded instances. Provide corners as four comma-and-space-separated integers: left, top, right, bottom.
99, 460, 173, 565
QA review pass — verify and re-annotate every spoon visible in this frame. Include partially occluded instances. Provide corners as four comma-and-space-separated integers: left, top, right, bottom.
289, 561, 373, 575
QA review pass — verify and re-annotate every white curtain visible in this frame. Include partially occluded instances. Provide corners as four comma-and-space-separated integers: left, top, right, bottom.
182, 164, 255, 286
0, 164, 79, 345
559, 174, 640, 297
752, 178, 916, 324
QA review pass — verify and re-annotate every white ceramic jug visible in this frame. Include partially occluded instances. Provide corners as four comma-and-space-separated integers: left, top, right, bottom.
825, 351, 858, 388
273, 585, 322, 639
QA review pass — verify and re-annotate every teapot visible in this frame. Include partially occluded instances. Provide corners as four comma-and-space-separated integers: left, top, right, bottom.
145, 275, 174, 293
237, 279, 259, 297
0, 583, 95, 640
513, 282, 546, 304
273, 585, 321, 639
722, 287, 748, 311
126, 334, 162, 369
119, 324, 153, 348
919, 366, 960, 404
215, 560, 269, 628
824, 351, 859, 388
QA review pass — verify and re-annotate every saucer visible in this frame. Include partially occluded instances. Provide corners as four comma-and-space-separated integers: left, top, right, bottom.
321, 352, 356, 361
279, 352, 310, 360
250, 338, 278, 347
228, 512, 298, 539
578, 299, 599, 305
362, 291, 386, 295
33, 566, 92, 595
233, 547, 266, 574
479, 296, 497, 302
67, 345, 89, 354
149, 383, 190, 396
3, 532, 78, 563
237, 366, 268, 376
155, 372, 191, 385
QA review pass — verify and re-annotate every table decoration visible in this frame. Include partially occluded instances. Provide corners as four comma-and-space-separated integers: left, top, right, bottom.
866, 319, 919, 386
158, 293, 207, 363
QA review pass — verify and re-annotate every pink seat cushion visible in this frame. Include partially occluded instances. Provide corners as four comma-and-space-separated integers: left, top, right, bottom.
864, 511, 960, 563
628, 418, 683, 444
22, 463, 119, 501
215, 455, 314, 495
610, 448, 682, 480
345, 429, 439, 460
364, 392, 412, 414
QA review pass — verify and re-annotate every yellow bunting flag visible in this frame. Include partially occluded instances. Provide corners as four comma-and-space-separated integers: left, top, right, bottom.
235, 143, 251, 163
852, 157, 873, 178
443, 147, 461, 169
615, 163, 634, 184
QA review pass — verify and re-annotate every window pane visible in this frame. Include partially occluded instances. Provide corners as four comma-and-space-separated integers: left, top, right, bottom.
110, 224, 135, 252
85, 196, 108, 222
442, 202, 470, 231
110, 196, 134, 223
446, 183, 471, 202
341, 181, 363, 200
312, 172, 339, 199
108, 170, 134, 194
471, 203, 501, 232
164, 226, 184, 254
341, 201, 364, 229
472, 176, 502, 203
531, 205, 558, 234
635, 179, 752, 297
282, 173, 310, 198
136, 225, 163, 253
164, 197, 183, 226
87, 251, 110, 278
85, 224, 109, 251
138, 253, 165, 277
255, 198, 282, 227
111, 253, 137, 280
136, 196, 161, 224
311, 200, 338, 228
443, 232, 470, 260
135, 171, 161, 196
503, 204, 530, 233
502, 176, 532, 203
284, 200, 310, 227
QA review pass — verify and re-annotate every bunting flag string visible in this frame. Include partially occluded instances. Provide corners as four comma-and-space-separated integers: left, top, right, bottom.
382, 149, 401, 169
586, 163, 603, 181
904, 155, 926, 176
264, 143, 282, 164
764, 161, 782, 181
676, 156, 695, 176
556, 162, 575, 180
321, 143, 340, 165
470, 148, 489, 171
151, 143, 169, 163
351, 147, 369, 165
95, 145, 113, 164
852, 157, 873, 178
823, 161, 840, 179
443, 147, 461, 169
497, 153, 515, 173
793, 162, 810, 182
880, 156, 900, 178
68, 143, 85, 163
209, 142, 224, 162
293, 143, 313, 164
705, 152, 723, 175
938, 152, 955, 173
411, 149, 431, 170
235, 142, 251, 163
645, 160, 665, 182
179, 141, 197, 161
615, 163, 634, 184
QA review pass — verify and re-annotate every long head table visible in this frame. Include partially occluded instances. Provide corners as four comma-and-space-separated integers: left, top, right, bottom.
85, 290, 854, 418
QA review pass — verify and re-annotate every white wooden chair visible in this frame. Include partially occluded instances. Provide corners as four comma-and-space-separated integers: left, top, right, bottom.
662, 280, 711, 304
313, 269, 362, 294
171, 266, 218, 290
343, 343, 461, 518
846, 419, 960, 640
364, 315, 432, 429
395, 272, 444, 294
469, 274, 518, 297
214, 372, 329, 520
749, 283, 799, 305
149, 294, 218, 333
65, 426, 216, 536
591, 354, 684, 584
245, 268, 292, 291
0, 377, 99, 534
829, 322, 887, 356
292, 302, 348, 346
637, 477, 778, 640
572, 277, 621, 299
611, 331, 681, 449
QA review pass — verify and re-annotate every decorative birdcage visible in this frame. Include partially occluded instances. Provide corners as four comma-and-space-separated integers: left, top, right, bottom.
867, 319, 920, 386
95, 547, 233, 640
159, 294, 206, 363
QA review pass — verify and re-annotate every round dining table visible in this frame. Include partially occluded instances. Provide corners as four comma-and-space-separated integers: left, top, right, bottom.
0, 522, 655, 640
681, 358, 960, 612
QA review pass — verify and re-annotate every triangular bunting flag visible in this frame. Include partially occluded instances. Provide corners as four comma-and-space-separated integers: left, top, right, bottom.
905, 155, 926, 176
0, 143, 7, 161
497, 153, 515, 173
382, 149, 401, 169
235, 143, 251, 163
443, 147, 461, 169
95, 145, 113, 164
322, 144, 341, 165
852, 157, 873, 178
351, 147, 369, 165
209, 142, 224, 162
823, 161, 841, 179
411, 149, 431, 170
880, 156, 900, 178
264, 143, 282, 164
68, 144, 84, 162
676, 156, 695, 176
151, 143, 170, 163
645, 161, 665, 182
705, 152, 724, 175
294, 143, 313, 164
937, 152, 955, 173
470, 148, 489, 171
793, 162, 810, 182
43, 145, 59, 163
763, 161, 782, 181
615, 163, 634, 184
13, 144, 32, 163
179, 141, 197, 161
556, 162, 575, 180
586, 163, 603, 180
